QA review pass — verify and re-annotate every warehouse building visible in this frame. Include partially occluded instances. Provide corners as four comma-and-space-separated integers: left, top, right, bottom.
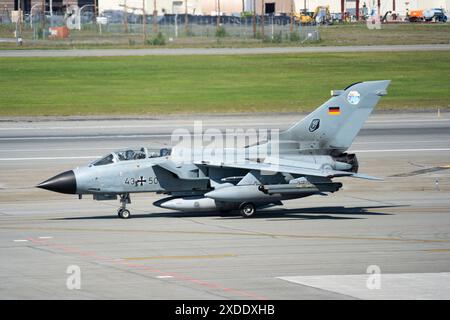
204, 0, 450, 16
300, 0, 450, 16
1, 1, 92, 14
98, 0, 450, 15
97, 1, 201, 15
2, 1, 450, 17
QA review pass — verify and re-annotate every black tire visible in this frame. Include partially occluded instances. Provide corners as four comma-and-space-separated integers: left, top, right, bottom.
118, 208, 131, 219
240, 203, 256, 218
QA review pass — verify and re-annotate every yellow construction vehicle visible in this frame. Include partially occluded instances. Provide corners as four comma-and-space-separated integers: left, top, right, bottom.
313, 5, 332, 24
294, 6, 332, 25
293, 11, 314, 24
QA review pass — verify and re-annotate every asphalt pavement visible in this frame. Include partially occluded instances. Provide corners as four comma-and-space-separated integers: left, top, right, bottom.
1, 44, 449, 57
0, 112, 449, 299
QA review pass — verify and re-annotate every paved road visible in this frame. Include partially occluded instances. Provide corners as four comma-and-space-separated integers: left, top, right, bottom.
1, 44, 449, 57
0, 112, 449, 299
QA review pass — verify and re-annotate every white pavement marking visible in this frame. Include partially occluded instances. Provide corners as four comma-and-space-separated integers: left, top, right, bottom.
0, 133, 257, 141
0, 118, 448, 131
0, 156, 98, 161
365, 118, 450, 123
0, 147, 120, 152
38, 236, 53, 239
352, 148, 450, 153
13, 239, 28, 242
0, 125, 168, 130
352, 140, 446, 145
0, 122, 284, 130
0, 140, 446, 153
277, 273, 450, 300
0, 135, 174, 141
2, 148, 450, 161
156, 276, 174, 279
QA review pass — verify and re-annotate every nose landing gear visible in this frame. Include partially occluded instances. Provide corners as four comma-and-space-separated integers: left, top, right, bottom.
118, 193, 131, 219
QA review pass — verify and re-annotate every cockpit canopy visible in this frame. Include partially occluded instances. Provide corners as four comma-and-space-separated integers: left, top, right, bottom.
116, 148, 147, 161
91, 147, 171, 166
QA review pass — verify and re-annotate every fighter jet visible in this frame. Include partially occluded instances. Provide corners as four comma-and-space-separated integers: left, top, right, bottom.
37, 80, 390, 219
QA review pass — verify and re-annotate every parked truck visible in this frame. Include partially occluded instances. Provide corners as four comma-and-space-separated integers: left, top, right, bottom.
424, 8, 448, 22
408, 8, 448, 22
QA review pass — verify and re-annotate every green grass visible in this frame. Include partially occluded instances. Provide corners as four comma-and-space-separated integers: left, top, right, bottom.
0, 51, 449, 116
1, 23, 449, 50
318, 23, 450, 46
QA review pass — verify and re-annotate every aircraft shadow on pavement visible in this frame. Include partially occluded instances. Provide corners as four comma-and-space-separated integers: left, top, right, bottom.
52, 205, 401, 221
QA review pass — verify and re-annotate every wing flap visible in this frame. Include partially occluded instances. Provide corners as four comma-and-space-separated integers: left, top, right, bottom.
195, 160, 350, 178
195, 160, 382, 180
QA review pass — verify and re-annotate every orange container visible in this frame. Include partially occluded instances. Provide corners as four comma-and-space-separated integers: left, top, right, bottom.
409, 10, 424, 18
49, 26, 70, 39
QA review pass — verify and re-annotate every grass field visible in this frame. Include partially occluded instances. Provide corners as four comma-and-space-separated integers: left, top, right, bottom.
1, 23, 449, 49
319, 23, 450, 46
0, 51, 449, 116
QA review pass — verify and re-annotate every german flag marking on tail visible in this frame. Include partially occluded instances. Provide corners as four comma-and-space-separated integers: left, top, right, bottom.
328, 106, 340, 115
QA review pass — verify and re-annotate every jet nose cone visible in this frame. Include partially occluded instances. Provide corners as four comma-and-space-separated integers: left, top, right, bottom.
37, 170, 77, 194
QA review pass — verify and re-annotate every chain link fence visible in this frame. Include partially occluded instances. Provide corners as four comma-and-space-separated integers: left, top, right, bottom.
0, 9, 320, 46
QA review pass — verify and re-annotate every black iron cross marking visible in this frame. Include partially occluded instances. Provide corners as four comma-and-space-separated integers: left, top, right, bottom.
135, 176, 146, 187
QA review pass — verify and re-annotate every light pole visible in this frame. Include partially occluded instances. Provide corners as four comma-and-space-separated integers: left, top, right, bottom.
217, 0, 221, 30
260, 0, 264, 38
290, 0, 294, 33
252, 0, 256, 38
377, 0, 381, 19
142, 0, 147, 42
124, 0, 128, 33
175, 13, 178, 38
41, 0, 45, 38
184, 0, 188, 35
15, 0, 22, 45
153, 0, 158, 34
93, 0, 97, 23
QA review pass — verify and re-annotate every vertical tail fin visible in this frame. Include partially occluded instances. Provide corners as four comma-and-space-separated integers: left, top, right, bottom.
280, 80, 391, 153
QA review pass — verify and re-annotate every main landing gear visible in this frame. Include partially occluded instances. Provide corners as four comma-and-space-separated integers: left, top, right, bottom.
118, 193, 131, 219
239, 202, 256, 218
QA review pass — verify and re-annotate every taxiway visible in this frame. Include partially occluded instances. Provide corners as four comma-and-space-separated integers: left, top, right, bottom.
0, 112, 449, 299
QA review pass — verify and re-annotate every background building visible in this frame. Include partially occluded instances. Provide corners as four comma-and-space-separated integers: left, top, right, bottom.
293, 0, 450, 15
200, 0, 450, 16
2, 1, 450, 16
97, 1, 202, 15
2, 1, 85, 14
200, 0, 291, 16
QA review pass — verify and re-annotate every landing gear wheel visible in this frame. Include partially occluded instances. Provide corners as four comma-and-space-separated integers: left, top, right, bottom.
117, 193, 131, 219
118, 208, 131, 219
240, 202, 256, 218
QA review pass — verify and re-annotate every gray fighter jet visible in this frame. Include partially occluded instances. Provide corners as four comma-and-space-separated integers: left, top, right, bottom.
37, 80, 390, 218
